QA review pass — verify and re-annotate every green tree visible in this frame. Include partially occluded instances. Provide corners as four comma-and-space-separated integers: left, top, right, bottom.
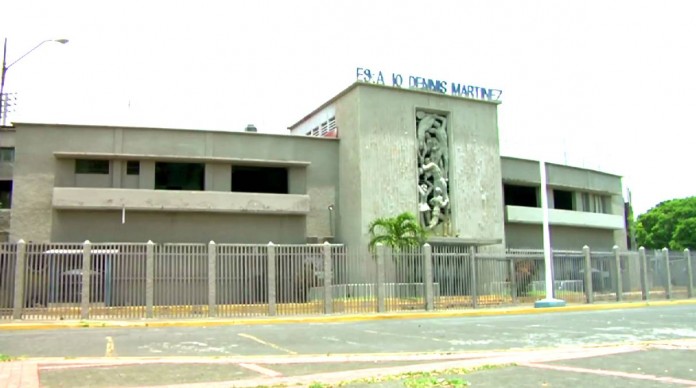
635, 196, 696, 250
368, 212, 428, 251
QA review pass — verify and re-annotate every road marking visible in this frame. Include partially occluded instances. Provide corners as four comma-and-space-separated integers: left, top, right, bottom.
238, 333, 297, 355
239, 363, 283, 377
105, 336, 116, 357
520, 363, 696, 386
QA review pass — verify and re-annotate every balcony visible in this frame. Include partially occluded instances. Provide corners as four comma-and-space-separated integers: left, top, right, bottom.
505, 205, 624, 230
52, 188, 310, 215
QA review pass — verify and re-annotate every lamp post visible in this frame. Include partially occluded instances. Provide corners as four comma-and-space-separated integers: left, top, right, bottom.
1, 38, 69, 126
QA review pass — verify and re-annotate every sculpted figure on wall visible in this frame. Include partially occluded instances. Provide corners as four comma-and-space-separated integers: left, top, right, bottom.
416, 111, 450, 233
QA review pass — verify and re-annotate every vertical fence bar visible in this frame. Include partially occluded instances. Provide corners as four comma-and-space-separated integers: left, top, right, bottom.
423, 243, 434, 311
639, 247, 649, 301
663, 248, 672, 299
145, 241, 154, 318
613, 245, 622, 302
470, 247, 478, 309
583, 245, 593, 304
323, 242, 332, 314
508, 257, 517, 304
81, 241, 92, 320
267, 242, 276, 316
12, 240, 26, 319
376, 244, 386, 313
208, 241, 216, 317
686, 249, 693, 299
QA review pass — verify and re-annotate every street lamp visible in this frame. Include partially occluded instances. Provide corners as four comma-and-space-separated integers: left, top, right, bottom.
1, 38, 69, 125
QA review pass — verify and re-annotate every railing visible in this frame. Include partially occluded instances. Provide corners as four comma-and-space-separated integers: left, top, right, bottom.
1, 241, 693, 320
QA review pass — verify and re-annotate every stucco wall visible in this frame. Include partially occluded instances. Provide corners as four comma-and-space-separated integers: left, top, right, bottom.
51, 210, 305, 243
11, 124, 339, 243
354, 85, 504, 248
505, 223, 618, 251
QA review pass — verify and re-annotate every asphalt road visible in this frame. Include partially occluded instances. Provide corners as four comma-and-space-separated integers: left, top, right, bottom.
1, 304, 695, 358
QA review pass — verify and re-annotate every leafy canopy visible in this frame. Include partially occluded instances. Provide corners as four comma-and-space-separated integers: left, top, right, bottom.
635, 196, 696, 250
368, 212, 428, 251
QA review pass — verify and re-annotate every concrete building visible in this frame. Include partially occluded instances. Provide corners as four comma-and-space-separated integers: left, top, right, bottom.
0, 82, 627, 250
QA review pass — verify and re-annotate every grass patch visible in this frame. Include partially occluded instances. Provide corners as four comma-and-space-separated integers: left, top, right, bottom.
332, 364, 512, 387
0, 354, 13, 362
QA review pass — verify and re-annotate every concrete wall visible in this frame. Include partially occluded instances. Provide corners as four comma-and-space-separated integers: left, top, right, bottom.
11, 124, 339, 243
352, 84, 504, 249
501, 156, 627, 249
51, 210, 305, 243
505, 223, 619, 251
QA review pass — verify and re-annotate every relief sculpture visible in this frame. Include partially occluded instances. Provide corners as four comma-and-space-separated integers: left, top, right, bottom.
416, 111, 451, 234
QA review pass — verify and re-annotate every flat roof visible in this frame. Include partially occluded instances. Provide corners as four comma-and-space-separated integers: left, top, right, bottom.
288, 81, 501, 130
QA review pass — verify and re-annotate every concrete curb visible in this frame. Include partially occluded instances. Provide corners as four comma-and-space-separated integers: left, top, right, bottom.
1, 299, 694, 331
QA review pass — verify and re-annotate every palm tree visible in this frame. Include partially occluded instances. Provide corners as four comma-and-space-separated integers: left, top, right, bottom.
368, 212, 428, 251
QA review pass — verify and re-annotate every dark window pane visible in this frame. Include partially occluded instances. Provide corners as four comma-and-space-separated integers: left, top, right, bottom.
231, 166, 288, 194
503, 184, 538, 207
126, 161, 140, 175
155, 162, 205, 191
553, 189, 574, 210
75, 159, 110, 174
0, 180, 11, 209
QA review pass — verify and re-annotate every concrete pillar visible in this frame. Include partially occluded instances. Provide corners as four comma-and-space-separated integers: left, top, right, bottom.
583, 245, 593, 304
509, 258, 518, 304
323, 242, 333, 314
267, 242, 277, 316
423, 243, 434, 311
470, 247, 478, 309
81, 241, 92, 320
376, 244, 386, 313
146, 240, 155, 318
685, 249, 693, 299
12, 240, 27, 320
208, 241, 217, 317
613, 245, 623, 302
663, 248, 672, 299
639, 247, 649, 301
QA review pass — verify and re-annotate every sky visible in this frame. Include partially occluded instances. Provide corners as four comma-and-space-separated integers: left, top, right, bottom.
1, 0, 695, 215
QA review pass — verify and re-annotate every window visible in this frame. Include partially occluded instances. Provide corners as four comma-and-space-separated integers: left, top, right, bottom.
0, 180, 11, 209
503, 184, 538, 207
155, 162, 205, 191
0, 148, 14, 162
231, 166, 288, 194
75, 159, 110, 174
580, 192, 611, 213
553, 189, 574, 210
126, 161, 140, 175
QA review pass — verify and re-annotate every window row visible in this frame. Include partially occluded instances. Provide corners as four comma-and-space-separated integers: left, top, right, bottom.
503, 184, 611, 214
74, 160, 289, 194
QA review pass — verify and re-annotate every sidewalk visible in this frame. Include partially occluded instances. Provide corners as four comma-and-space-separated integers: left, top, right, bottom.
1, 299, 694, 331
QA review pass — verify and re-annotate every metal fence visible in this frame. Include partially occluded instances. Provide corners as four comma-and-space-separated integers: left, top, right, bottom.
1, 241, 693, 320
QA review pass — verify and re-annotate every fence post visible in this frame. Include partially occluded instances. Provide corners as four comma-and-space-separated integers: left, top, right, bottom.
376, 244, 386, 313
663, 248, 672, 299
470, 247, 478, 309
423, 243, 434, 311
323, 242, 333, 314
509, 257, 518, 304
146, 240, 155, 318
81, 240, 92, 320
685, 248, 693, 299
639, 247, 649, 301
583, 245, 593, 304
12, 240, 27, 320
613, 245, 623, 302
267, 242, 277, 316
208, 241, 217, 317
